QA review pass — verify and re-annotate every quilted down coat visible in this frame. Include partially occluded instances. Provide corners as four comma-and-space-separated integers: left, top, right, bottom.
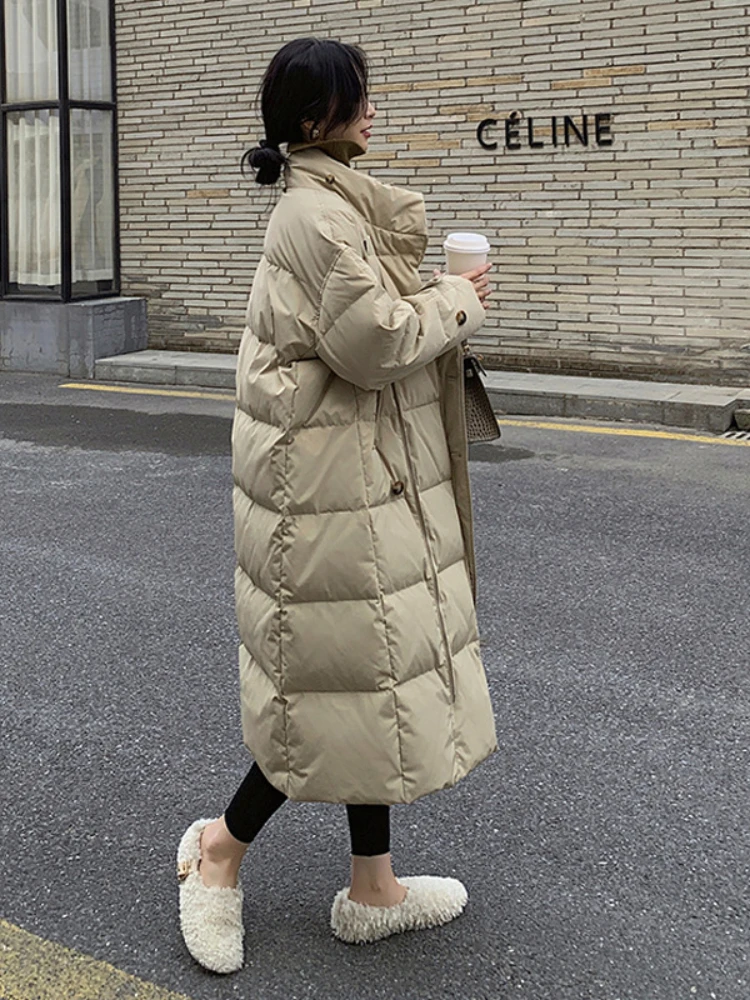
232, 137, 497, 805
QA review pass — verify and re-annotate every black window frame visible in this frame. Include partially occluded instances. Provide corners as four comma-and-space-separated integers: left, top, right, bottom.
0, 0, 120, 302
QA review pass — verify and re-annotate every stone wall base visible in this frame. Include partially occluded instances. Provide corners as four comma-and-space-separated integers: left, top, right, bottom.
0, 297, 148, 378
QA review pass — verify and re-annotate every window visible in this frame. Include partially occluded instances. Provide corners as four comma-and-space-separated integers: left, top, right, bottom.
0, 0, 119, 300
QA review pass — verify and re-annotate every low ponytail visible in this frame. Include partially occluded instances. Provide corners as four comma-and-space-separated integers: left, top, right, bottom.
242, 38, 369, 189
240, 138, 287, 186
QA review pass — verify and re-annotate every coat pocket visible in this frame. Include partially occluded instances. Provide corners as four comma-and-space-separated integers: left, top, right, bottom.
372, 387, 404, 490
374, 386, 384, 429
373, 440, 400, 486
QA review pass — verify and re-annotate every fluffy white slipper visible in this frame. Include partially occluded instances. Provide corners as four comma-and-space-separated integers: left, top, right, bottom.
330, 876, 468, 944
177, 817, 244, 973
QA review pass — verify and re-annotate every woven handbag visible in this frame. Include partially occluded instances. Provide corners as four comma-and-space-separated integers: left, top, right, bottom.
463, 344, 502, 443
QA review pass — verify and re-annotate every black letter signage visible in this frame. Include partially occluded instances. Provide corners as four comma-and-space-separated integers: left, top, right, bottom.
595, 113, 613, 146
476, 111, 614, 152
504, 114, 522, 151
476, 118, 498, 150
527, 117, 545, 149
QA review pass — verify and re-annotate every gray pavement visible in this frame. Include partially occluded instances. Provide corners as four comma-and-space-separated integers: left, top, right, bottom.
92, 348, 750, 433
1, 373, 749, 1000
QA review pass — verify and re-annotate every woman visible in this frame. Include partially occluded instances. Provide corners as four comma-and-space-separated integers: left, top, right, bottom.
177, 36, 497, 974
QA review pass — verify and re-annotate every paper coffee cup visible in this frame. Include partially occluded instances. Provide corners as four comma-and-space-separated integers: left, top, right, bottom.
443, 232, 491, 275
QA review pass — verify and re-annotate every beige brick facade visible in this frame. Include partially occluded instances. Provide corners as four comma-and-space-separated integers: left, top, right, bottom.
115, 0, 750, 384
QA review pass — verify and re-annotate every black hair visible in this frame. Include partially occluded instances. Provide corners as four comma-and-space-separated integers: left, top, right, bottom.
241, 37, 369, 187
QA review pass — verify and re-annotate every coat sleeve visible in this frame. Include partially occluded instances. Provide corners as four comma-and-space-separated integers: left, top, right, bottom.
315, 241, 486, 392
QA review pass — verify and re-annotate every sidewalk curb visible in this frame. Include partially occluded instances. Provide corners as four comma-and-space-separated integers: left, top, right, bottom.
484, 372, 744, 434
93, 350, 750, 434
95, 349, 236, 389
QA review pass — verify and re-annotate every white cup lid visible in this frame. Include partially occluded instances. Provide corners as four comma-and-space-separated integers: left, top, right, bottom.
443, 232, 490, 253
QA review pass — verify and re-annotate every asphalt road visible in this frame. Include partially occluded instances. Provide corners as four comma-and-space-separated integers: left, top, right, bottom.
1, 374, 748, 1000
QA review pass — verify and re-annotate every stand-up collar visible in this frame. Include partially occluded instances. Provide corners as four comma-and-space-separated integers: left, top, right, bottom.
286, 137, 364, 166
283, 141, 429, 273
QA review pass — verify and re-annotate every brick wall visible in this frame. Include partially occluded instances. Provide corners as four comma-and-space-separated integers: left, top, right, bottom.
115, 0, 750, 384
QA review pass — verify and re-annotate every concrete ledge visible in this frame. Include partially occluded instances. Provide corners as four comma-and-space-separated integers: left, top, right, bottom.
0, 298, 147, 378
95, 349, 236, 389
90, 350, 750, 433
485, 372, 743, 433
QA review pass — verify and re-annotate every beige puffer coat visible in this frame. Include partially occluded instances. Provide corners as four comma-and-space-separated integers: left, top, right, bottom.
232, 138, 497, 805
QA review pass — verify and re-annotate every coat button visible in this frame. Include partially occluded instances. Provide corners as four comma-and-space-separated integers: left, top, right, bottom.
456, 310, 467, 325
391, 480, 405, 495
325, 173, 335, 184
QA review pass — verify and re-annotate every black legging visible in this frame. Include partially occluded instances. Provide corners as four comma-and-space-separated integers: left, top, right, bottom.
223, 762, 390, 857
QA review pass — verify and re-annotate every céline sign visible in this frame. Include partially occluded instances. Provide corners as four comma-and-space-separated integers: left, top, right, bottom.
477, 112, 613, 151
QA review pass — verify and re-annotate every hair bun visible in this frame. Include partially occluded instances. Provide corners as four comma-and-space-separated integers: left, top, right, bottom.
241, 140, 286, 186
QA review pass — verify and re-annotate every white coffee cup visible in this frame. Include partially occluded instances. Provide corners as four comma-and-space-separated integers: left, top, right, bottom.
443, 232, 491, 275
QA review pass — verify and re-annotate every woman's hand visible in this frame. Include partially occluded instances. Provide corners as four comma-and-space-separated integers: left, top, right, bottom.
432, 263, 493, 310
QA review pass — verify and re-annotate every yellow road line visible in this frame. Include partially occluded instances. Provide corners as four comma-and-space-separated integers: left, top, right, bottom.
55, 385, 747, 448
495, 417, 750, 447
59, 382, 235, 402
0, 918, 193, 1000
